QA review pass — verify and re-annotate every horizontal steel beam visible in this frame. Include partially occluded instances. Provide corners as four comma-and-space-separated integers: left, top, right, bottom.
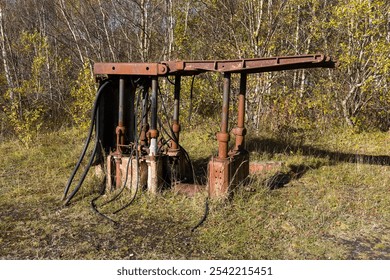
94, 63, 168, 76
94, 54, 335, 76
163, 54, 335, 75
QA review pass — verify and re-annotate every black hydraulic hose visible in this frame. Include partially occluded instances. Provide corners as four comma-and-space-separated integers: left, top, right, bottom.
100, 146, 134, 206
90, 195, 118, 225
112, 146, 139, 214
191, 197, 209, 232
62, 80, 111, 201
112, 88, 142, 214
64, 115, 100, 205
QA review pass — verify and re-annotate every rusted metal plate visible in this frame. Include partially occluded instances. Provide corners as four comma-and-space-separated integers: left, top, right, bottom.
208, 152, 249, 198
208, 158, 231, 198
94, 63, 168, 76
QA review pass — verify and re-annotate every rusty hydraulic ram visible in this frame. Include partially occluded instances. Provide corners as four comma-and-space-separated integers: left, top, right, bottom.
91, 54, 334, 199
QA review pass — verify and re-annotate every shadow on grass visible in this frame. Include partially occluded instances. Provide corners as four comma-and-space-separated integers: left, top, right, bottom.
180, 136, 390, 191
246, 137, 390, 166
264, 163, 318, 190
245, 136, 390, 190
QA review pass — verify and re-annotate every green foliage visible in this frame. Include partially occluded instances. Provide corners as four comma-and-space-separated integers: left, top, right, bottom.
0, 0, 390, 137
2, 31, 49, 146
69, 60, 96, 130
329, 0, 390, 130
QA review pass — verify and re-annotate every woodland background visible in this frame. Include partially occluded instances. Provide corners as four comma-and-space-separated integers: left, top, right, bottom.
0, 0, 389, 145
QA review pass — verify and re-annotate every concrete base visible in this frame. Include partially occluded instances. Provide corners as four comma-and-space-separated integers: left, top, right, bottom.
208, 151, 249, 198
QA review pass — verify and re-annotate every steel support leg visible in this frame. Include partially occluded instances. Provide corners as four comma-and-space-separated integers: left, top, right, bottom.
233, 73, 247, 152
147, 77, 161, 194
229, 73, 249, 188
171, 75, 181, 151
115, 77, 126, 188
209, 73, 231, 197
217, 72, 231, 159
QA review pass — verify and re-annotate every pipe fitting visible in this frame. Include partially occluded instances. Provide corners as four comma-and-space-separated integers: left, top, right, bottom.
216, 132, 230, 143
172, 123, 181, 133
232, 127, 247, 136
148, 129, 159, 139
116, 126, 126, 135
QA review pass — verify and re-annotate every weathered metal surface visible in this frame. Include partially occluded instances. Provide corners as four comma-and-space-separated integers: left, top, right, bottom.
232, 73, 247, 152
170, 75, 181, 151
92, 53, 335, 198
208, 158, 231, 197
208, 152, 250, 198
217, 73, 231, 160
94, 54, 335, 77
106, 155, 148, 192
94, 62, 168, 76
149, 77, 159, 156
146, 156, 162, 194
162, 54, 334, 75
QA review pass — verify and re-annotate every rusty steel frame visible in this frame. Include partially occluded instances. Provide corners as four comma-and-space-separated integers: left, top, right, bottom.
94, 54, 334, 77
94, 54, 335, 198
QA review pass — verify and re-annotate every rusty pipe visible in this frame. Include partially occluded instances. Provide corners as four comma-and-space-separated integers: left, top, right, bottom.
233, 73, 247, 152
116, 77, 126, 149
171, 75, 181, 150
115, 77, 126, 187
217, 72, 231, 159
149, 77, 158, 155
140, 85, 149, 149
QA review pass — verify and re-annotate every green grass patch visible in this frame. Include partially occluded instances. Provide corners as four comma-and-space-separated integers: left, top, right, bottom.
0, 127, 389, 259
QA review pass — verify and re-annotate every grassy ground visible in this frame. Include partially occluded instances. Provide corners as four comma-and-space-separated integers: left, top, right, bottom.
0, 127, 389, 259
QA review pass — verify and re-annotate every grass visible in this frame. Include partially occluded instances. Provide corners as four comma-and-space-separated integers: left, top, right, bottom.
0, 126, 389, 259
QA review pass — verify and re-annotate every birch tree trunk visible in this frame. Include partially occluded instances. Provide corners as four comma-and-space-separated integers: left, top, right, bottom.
0, 6, 13, 99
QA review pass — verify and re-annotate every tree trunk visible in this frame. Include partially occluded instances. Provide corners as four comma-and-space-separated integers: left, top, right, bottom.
0, 6, 13, 99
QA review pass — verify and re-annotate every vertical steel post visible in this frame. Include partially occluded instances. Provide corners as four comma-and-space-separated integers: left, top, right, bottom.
171, 75, 181, 150
117, 77, 126, 148
217, 72, 231, 159
233, 73, 247, 151
115, 77, 126, 188
149, 77, 159, 156
140, 84, 149, 149
147, 77, 161, 194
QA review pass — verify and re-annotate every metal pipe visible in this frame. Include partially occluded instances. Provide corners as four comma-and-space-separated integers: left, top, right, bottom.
171, 75, 181, 150
217, 72, 231, 159
149, 77, 158, 155
140, 84, 149, 149
118, 77, 125, 127
221, 73, 230, 134
115, 77, 126, 188
117, 77, 126, 149
234, 73, 247, 151
142, 85, 149, 128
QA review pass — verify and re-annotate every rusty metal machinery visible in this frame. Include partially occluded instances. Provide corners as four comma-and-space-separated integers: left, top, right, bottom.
63, 54, 335, 210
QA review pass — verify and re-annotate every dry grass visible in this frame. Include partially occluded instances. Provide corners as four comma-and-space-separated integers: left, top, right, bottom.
0, 127, 389, 259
